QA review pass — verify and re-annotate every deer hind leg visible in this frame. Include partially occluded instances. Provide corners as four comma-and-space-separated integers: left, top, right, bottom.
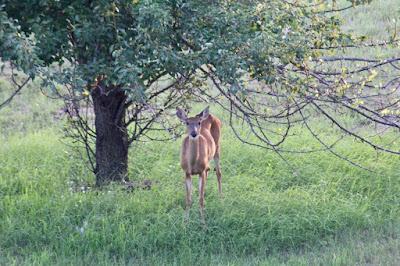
185, 173, 192, 221
214, 150, 222, 198
199, 170, 207, 226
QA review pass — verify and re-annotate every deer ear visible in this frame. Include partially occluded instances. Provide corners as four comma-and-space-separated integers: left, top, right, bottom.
199, 106, 210, 121
176, 107, 187, 121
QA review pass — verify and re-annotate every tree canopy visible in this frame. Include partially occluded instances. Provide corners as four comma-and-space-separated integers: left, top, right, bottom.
1, 0, 399, 182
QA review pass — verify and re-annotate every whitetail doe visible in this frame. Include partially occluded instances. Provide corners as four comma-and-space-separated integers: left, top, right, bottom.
176, 106, 222, 225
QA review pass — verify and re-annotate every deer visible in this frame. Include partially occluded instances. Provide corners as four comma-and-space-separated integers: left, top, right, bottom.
176, 106, 222, 225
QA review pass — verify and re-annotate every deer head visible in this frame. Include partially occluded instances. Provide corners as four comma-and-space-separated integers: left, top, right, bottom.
176, 107, 210, 139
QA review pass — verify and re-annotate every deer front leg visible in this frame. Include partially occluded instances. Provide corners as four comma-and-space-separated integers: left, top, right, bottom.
185, 173, 192, 221
199, 170, 207, 226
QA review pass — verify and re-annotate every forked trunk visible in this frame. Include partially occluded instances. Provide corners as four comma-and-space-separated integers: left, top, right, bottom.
92, 84, 129, 185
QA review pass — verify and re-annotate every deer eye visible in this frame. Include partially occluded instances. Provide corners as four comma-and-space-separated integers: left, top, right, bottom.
186, 122, 189, 125
198, 122, 201, 125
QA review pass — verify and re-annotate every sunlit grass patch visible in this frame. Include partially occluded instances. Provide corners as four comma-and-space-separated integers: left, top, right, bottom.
1, 110, 399, 264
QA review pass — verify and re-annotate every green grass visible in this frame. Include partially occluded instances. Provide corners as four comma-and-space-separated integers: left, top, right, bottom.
1, 1, 400, 264
339, 0, 399, 41
335, 0, 400, 74
1, 105, 400, 264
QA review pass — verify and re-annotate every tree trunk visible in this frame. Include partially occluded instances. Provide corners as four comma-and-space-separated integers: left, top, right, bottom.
91, 84, 129, 185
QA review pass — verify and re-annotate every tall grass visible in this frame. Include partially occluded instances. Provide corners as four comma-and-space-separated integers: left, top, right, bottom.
1, 106, 400, 264
337, 0, 399, 59
339, 0, 399, 40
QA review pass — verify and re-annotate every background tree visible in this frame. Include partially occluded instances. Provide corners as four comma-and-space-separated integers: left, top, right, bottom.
1, 0, 399, 185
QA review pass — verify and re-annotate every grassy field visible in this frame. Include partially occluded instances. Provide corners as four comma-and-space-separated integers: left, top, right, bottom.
1, 0, 400, 265
1, 96, 400, 265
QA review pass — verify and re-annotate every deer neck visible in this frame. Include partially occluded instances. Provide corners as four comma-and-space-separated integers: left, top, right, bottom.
188, 137, 200, 165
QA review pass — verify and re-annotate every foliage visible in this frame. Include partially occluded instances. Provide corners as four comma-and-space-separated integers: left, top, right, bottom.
0, 5, 42, 76
1, 0, 400, 177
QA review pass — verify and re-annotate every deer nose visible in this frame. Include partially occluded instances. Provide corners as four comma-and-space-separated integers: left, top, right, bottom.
190, 132, 198, 138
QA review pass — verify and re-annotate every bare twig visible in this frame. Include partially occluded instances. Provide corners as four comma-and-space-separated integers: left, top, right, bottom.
0, 75, 31, 110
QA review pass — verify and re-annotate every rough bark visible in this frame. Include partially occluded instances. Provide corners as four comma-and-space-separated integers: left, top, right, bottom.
91, 83, 129, 185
